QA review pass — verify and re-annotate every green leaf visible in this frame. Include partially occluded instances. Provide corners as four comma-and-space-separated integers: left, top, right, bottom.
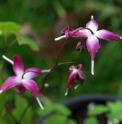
16, 34, 39, 51
54, 103, 71, 116
84, 117, 99, 124
0, 22, 20, 38
37, 103, 71, 116
88, 105, 108, 116
12, 95, 32, 124
67, 119, 77, 124
42, 114, 67, 124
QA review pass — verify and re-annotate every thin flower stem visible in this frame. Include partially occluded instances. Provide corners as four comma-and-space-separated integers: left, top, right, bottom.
5, 102, 20, 124
20, 25, 85, 120
58, 61, 76, 65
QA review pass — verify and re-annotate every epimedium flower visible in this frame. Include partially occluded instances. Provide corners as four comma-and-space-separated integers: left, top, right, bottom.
0, 54, 50, 109
65, 64, 84, 95
55, 16, 122, 75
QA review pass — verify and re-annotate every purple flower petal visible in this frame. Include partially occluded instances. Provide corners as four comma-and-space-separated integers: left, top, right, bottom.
66, 70, 77, 89
22, 79, 39, 97
96, 29, 121, 41
86, 36, 99, 60
86, 36, 99, 75
24, 68, 42, 80
86, 19, 98, 32
0, 76, 21, 92
13, 54, 24, 77
15, 84, 26, 93
77, 69, 85, 79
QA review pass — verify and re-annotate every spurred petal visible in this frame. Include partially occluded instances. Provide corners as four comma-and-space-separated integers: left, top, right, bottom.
96, 29, 122, 41
0, 76, 21, 92
24, 68, 42, 80
22, 79, 39, 97
86, 18, 98, 32
86, 36, 99, 75
13, 55, 24, 77
86, 36, 99, 60
15, 84, 26, 93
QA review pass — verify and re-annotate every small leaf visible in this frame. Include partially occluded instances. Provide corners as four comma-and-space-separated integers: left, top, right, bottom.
12, 95, 32, 124
54, 103, 71, 116
37, 103, 71, 116
16, 34, 39, 51
0, 22, 20, 38
88, 105, 108, 116
42, 114, 67, 124
84, 117, 99, 124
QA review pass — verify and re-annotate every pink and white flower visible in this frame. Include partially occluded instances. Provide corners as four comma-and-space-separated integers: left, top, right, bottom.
0, 54, 50, 109
55, 16, 122, 75
65, 64, 84, 95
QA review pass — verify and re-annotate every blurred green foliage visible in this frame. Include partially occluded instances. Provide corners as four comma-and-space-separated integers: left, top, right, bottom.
0, 0, 122, 124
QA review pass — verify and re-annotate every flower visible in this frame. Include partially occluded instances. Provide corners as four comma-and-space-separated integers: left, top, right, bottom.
0, 54, 50, 109
65, 64, 84, 95
55, 16, 122, 75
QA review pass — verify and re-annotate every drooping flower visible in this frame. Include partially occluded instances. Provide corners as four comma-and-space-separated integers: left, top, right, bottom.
55, 16, 122, 75
0, 54, 50, 109
65, 64, 84, 95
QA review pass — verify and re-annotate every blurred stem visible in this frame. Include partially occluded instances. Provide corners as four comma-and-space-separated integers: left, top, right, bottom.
58, 61, 76, 65
20, 38, 69, 121
0, 38, 18, 123
4, 23, 7, 46
20, 26, 84, 120
39, 38, 69, 93
5, 102, 20, 124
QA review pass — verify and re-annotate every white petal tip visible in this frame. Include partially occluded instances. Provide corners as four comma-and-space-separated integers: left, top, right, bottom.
54, 35, 66, 41
0, 90, 3, 94
36, 97, 44, 109
2, 55, 13, 65
41, 69, 50, 73
91, 15, 94, 19
120, 37, 122, 39
74, 85, 79, 89
91, 60, 94, 75
65, 90, 68, 96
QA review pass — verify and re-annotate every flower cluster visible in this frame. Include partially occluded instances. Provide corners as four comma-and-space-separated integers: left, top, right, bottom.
55, 16, 122, 75
0, 15, 121, 110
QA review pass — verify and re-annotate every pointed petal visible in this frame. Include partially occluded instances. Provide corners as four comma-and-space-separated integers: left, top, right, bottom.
86, 36, 99, 60
15, 84, 26, 93
36, 97, 44, 109
66, 70, 77, 89
0, 76, 21, 92
86, 36, 99, 75
22, 79, 39, 97
86, 19, 98, 32
24, 68, 41, 80
96, 29, 121, 41
13, 54, 24, 77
